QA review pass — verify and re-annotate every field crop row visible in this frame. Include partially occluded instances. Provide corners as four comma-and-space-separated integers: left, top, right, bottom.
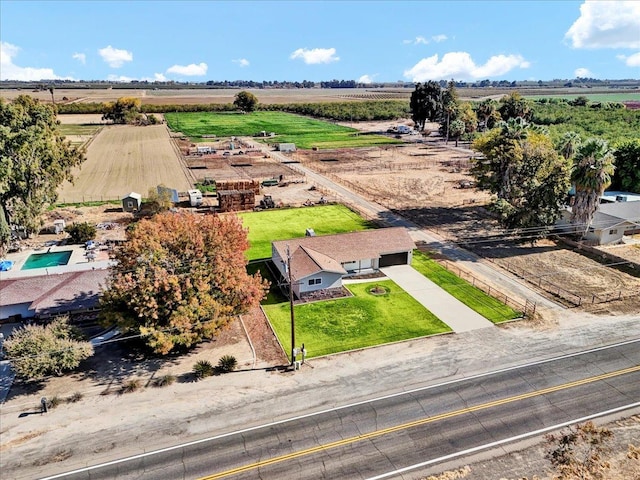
164, 111, 399, 149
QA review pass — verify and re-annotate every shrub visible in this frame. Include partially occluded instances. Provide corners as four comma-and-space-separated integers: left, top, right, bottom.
3, 317, 94, 380
66, 222, 96, 244
121, 379, 142, 393
153, 374, 177, 387
193, 360, 214, 380
48, 396, 62, 409
217, 355, 237, 373
67, 392, 83, 403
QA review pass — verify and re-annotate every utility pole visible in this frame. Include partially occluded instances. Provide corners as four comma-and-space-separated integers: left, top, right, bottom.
286, 246, 296, 366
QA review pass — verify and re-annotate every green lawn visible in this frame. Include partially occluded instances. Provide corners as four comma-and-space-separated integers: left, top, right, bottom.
238, 204, 374, 260
264, 280, 451, 359
164, 111, 400, 149
411, 250, 521, 323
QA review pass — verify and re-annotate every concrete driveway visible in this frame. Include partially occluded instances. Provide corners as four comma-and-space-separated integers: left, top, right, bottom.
380, 265, 494, 332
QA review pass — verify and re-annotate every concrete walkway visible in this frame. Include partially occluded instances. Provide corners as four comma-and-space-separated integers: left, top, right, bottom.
380, 265, 494, 332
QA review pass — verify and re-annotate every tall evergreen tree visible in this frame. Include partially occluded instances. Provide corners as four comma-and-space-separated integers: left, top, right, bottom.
0, 95, 85, 253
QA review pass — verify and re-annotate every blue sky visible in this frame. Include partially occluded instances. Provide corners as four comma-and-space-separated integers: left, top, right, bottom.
1, 0, 639, 83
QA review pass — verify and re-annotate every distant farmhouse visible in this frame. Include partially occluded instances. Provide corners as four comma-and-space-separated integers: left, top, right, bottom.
559, 191, 640, 245
271, 227, 415, 299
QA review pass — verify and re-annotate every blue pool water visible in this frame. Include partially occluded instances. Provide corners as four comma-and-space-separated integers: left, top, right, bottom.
21, 251, 72, 270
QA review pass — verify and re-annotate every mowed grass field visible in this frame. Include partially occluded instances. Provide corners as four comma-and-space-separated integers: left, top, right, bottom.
57, 125, 192, 203
264, 280, 451, 359
238, 204, 373, 260
164, 111, 400, 149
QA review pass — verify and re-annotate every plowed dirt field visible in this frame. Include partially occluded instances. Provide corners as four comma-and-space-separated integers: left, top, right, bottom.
57, 124, 193, 203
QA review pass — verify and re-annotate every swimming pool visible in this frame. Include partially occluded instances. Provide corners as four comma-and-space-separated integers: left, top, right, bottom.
21, 250, 73, 270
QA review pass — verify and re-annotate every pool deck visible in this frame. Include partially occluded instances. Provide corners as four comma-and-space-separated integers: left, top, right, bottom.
0, 244, 113, 280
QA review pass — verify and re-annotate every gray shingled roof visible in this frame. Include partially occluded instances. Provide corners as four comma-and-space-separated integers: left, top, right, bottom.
0, 269, 109, 316
273, 227, 415, 281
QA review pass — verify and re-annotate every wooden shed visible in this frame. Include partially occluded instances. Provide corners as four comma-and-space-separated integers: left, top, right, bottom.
121, 192, 142, 212
217, 190, 255, 212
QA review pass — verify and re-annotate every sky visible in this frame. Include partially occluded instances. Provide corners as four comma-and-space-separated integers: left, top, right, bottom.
0, 0, 639, 83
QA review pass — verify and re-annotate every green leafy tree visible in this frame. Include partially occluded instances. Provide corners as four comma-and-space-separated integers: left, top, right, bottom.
440, 80, 460, 143
570, 138, 615, 237
449, 119, 466, 147
545, 421, 613, 480
66, 222, 97, 244
102, 97, 142, 124
233, 91, 258, 113
100, 212, 268, 354
0, 96, 85, 252
498, 91, 532, 121
145, 185, 174, 214
611, 139, 640, 193
4, 317, 93, 380
410, 81, 443, 131
457, 102, 478, 136
471, 119, 571, 231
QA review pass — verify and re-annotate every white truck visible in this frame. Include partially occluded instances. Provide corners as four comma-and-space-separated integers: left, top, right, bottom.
188, 189, 203, 207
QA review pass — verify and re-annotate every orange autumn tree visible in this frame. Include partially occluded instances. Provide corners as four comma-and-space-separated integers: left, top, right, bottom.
100, 212, 268, 354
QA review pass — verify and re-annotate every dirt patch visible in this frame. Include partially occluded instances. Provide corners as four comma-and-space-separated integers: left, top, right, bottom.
295, 141, 488, 210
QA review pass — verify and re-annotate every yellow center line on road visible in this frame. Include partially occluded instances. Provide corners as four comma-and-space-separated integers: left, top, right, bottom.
199, 364, 640, 480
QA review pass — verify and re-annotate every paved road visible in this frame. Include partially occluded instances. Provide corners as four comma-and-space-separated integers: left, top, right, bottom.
381, 265, 494, 332
250, 141, 560, 312
45, 340, 640, 480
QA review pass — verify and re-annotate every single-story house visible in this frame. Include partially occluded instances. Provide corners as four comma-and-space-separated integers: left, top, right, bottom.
0, 269, 109, 320
121, 192, 142, 212
271, 227, 415, 298
558, 201, 640, 245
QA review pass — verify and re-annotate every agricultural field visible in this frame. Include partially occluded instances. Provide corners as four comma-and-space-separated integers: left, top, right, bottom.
264, 279, 450, 359
528, 92, 640, 102
56, 124, 193, 203
164, 111, 400, 149
238, 204, 373, 260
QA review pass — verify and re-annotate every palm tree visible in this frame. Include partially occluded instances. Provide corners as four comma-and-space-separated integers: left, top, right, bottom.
557, 131, 582, 161
570, 138, 615, 238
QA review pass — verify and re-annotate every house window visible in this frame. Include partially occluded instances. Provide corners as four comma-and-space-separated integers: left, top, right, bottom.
609, 229, 618, 235
308, 278, 321, 286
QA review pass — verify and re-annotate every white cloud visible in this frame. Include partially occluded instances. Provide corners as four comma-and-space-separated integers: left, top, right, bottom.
574, 67, 593, 77
358, 74, 377, 84
290, 47, 339, 64
98, 45, 133, 68
72, 52, 86, 65
233, 58, 250, 67
404, 52, 530, 81
154, 73, 167, 82
404, 35, 447, 46
0, 41, 71, 81
617, 52, 640, 67
166, 62, 208, 76
565, 1, 640, 49
107, 74, 135, 82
